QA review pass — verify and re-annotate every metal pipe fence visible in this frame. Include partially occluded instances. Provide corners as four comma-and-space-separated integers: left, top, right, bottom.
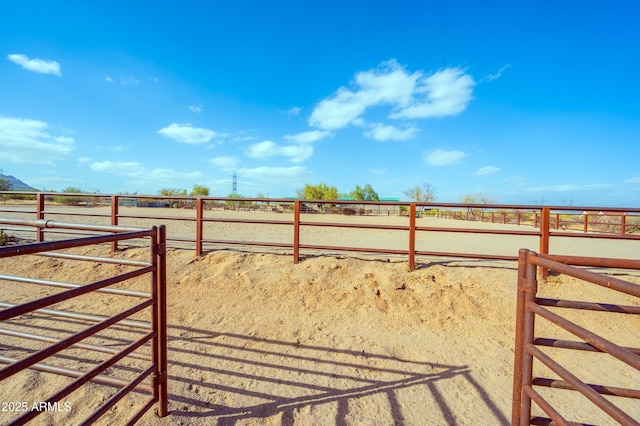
1, 192, 640, 270
512, 249, 640, 425
0, 219, 167, 425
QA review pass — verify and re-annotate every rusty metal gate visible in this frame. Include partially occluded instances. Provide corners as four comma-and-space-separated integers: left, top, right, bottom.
0, 219, 167, 425
512, 249, 640, 425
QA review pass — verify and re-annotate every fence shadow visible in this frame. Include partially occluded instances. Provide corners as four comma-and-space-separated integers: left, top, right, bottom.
162, 325, 510, 425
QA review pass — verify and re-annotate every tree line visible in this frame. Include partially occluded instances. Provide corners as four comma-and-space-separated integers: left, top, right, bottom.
1, 178, 496, 206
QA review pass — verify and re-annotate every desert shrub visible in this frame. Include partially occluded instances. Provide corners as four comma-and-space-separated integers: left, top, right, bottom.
342, 208, 356, 216
0, 230, 16, 246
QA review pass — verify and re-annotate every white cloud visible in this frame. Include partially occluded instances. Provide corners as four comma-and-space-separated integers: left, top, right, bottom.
390, 68, 475, 119
363, 123, 419, 141
158, 123, 217, 144
105, 76, 114, 83
189, 105, 203, 113
237, 166, 311, 183
8, 54, 61, 76
424, 149, 466, 166
474, 166, 501, 176
284, 130, 332, 143
308, 60, 474, 130
288, 107, 301, 116
0, 116, 73, 163
209, 156, 239, 170
246, 140, 313, 163
77, 157, 91, 163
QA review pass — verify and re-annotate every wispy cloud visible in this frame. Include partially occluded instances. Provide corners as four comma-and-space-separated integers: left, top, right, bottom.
91, 161, 144, 174
482, 64, 512, 82
287, 107, 301, 116
8, 54, 61, 76
209, 156, 239, 170
424, 149, 465, 166
363, 123, 419, 141
90, 161, 203, 184
0, 116, 73, 163
158, 123, 217, 144
105, 75, 140, 85
237, 166, 311, 183
189, 105, 203, 113
246, 140, 312, 163
526, 183, 612, 193
284, 130, 332, 144
370, 168, 388, 175
309, 60, 474, 130
474, 166, 501, 176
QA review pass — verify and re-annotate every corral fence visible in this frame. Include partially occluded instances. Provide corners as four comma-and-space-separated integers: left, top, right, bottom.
1, 192, 640, 271
512, 249, 640, 425
0, 219, 167, 425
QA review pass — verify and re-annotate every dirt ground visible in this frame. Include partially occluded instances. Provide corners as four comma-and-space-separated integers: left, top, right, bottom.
1, 207, 639, 425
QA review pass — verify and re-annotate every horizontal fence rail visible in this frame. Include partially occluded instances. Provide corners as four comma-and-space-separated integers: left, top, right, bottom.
1, 192, 640, 270
512, 249, 640, 425
0, 219, 167, 425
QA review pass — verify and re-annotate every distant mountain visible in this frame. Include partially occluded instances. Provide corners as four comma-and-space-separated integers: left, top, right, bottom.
0, 174, 38, 191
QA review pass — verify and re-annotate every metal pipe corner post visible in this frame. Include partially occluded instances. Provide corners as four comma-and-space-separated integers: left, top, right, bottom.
111, 195, 119, 252
409, 203, 416, 271
539, 208, 550, 280
293, 200, 300, 264
519, 252, 539, 425
196, 198, 203, 257
154, 225, 168, 417
511, 249, 529, 426
36, 192, 45, 242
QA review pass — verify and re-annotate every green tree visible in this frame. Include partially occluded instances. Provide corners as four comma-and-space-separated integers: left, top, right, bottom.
190, 185, 209, 197
297, 183, 339, 200
350, 184, 379, 201
0, 178, 12, 191
159, 188, 187, 196
403, 183, 437, 203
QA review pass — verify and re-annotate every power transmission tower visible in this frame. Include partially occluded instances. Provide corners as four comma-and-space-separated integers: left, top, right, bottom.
231, 170, 237, 194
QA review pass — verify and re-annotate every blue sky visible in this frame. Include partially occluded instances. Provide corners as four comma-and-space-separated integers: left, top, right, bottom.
1, 1, 639, 206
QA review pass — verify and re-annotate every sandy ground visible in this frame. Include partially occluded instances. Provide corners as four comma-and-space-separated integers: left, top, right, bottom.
1, 206, 639, 425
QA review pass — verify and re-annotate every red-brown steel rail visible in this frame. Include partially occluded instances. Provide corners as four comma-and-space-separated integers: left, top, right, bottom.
1, 192, 640, 270
0, 219, 168, 425
512, 249, 640, 426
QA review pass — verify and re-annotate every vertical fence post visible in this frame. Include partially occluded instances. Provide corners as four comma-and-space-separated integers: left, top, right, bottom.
621, 214, 626, 235
36, 192, 45, 242
409, 203, 416, 271
583, 214, 588, 233
151, 226, 168, 417
519, 253, 538, 425
293, 200, 300, 264
517, 212, 521, 226
111, 195, 118, 253
196, 198, 203, 257
539, 207, 550, 280
512, 249, 529, 426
